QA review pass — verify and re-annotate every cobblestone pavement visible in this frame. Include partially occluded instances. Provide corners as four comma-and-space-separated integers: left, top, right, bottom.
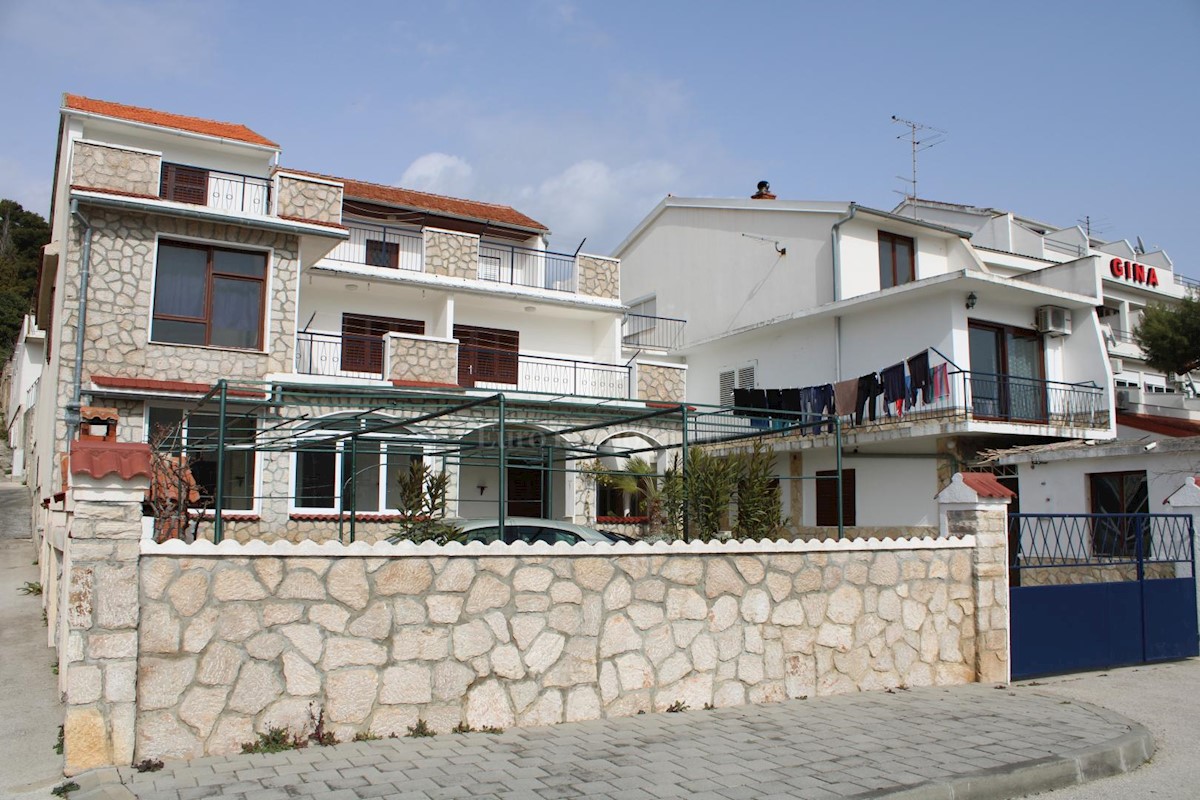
113, 683, 1145, 800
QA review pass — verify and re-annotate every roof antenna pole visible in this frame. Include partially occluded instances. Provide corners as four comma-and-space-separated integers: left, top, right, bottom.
891, 116, 946, 214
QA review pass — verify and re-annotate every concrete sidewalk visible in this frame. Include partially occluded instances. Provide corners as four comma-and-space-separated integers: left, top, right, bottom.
0, 479, 66, 800
71, 682, 1151, 800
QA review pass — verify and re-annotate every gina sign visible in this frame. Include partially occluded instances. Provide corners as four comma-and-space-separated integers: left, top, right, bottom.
1109, 258, 1159, 288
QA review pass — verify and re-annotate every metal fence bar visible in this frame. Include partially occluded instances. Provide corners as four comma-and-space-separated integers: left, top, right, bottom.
621, 313, 686, 350
295, 331, 387, 380
326, 224, 424, 271
477, 243, 577, 292
1010, 513, 1194, 570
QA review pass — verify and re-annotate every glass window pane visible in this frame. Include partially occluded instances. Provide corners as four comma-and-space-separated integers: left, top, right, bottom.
384, 447, 418, 511
147, 407, 184, 448
152, 319, 207, 346
342, 441, 380, 512
297, 447, 336, 508
213, 248, 266, 277
210, 277, 262, 349
895, 239, 913, 284
154, 244, 207, 318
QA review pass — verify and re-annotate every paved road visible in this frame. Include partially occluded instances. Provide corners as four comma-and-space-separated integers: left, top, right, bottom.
1015, 660, 1200, 799
112, 684, 1142, 800
0, 478, 66, 800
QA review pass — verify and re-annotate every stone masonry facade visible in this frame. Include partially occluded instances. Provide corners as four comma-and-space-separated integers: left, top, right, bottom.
636, 362, 686, 404
577, 254, 620, 300
425, 228, 479, 279
386, 334, 459, 385
275, 173, 344, 226
71, 141, 160, 197
133, 538, 979, 762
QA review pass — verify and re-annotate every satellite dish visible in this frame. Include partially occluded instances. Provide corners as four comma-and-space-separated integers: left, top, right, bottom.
1135, 236, 1146, 255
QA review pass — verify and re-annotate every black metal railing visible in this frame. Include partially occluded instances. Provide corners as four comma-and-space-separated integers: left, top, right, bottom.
326, 224, 423, 271
160, 161, 271, 215
622, 313, 686, 350
295, 331, 386, 380
459, 346, 630, 399
963, 370, 1106, 427
478, 243, 577, 292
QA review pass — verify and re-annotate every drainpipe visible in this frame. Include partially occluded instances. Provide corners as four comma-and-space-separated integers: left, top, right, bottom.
66, 199, 92, 439
830, 203, 858, 381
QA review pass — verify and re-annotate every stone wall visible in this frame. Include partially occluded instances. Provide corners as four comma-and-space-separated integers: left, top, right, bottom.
636, 362, 686, 404
133, 535, 979, 761
577, 254, 620, 300
790, 526, 939, 541
1016, 561, 1176, 586
425, 228, 479, 279
71, 141, 160, 196
386, 333, 459, 385
52, 208, 301, 486
275, 173, 343, 225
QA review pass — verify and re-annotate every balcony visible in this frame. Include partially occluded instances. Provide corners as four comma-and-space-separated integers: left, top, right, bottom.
319, 223, 619, 300
160, 162, 271, 215
293, 334, 634, 399
703, 370, 1108, 444
622, 313, 686, 351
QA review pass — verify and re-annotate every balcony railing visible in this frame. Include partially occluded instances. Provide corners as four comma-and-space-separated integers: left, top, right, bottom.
295, 331, 386, 380
478, 243, 577, 292
694, 369, 1108, 443
1177, 273, 1200, 293
326, 225, 424, 272
461, 346, 631, 399
622, 313, 686, 350
160, 162, 271, 215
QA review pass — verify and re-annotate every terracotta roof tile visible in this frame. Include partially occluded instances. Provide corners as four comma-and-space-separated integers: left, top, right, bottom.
959, 472, 1016, 499
284, 168, 548, 232
1117, 411, 1200, 438
63, 94, 279, 148
70, 440, 153, 481
91, 375, 266, 399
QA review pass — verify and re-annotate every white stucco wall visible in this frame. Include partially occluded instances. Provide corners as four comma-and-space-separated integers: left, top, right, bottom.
1010, 449, 1200, 515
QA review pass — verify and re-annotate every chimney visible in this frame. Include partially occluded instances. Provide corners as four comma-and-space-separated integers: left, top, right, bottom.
751, 180, 776, 200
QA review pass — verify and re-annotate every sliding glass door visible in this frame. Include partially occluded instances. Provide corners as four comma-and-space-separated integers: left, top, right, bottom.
968, 322, 1047, 422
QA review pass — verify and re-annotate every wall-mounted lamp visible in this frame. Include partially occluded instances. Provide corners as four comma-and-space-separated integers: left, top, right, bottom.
965, 292, 978, 310
477, 483, 488, 496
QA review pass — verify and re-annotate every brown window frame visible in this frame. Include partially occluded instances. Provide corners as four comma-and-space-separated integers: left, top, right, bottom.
365, 239, 400, 269
815, 469, 855, 527
878, 231, 915, 289
454, 324, 519, 386
341, 313, 425, 373
1087, 470, 1150, 558
151, 240, 268, 351
967, 321, 1047, 422
160, 163, 209, 205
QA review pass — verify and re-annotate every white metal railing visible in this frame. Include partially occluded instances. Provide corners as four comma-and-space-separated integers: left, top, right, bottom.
326, 225, 424, 272
206, 171, 271, 215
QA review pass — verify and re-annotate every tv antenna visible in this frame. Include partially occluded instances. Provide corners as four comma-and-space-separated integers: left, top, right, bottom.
1076, 215, 1110, 239
891, 115, 946, 204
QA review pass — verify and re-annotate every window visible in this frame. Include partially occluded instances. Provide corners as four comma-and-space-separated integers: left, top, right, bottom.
160, 163, 209, 205
293, 416, 421, 513
719, 363, 756, 407
815, 469, 855, 526
455, 324, 519, 387
152, 240, 267, 350
878, 231, 915, 289
365, 239, 400, 269
341, 313, 425, 374
1088, 471, 1149, 558
147, 407, 257, 511
967, 321, 1045, 422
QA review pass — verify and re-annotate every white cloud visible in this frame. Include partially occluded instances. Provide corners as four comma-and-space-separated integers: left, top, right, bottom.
518, 159, 682, 253
399, 153, 476, 198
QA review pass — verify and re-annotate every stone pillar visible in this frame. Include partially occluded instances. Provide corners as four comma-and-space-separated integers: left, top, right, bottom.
61, 441, 152, 775
1165, 476, 1200, 636
936, 472, 1013, 685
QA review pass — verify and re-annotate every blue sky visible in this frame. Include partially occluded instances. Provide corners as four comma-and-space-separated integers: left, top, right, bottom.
1, 0, 1197, 274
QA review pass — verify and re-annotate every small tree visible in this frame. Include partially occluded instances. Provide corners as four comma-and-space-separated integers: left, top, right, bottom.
393, 460, 458, 544
734, 441, 785, 540
1134, 296, 1200, 377
685, 449, 739, 541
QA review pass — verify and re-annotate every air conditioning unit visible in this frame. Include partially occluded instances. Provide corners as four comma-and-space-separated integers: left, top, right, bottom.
1035, 306, 1072, 336
1110, 358, 1124, 374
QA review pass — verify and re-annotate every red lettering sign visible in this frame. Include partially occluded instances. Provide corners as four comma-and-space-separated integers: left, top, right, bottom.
1107, 258, 1160, 288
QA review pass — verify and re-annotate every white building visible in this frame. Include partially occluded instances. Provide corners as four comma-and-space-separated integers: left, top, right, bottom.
5, 314, 45, 478
615, 188, 1143, 534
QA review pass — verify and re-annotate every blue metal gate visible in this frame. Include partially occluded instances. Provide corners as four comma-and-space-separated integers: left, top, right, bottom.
1009, 513, 1198, 680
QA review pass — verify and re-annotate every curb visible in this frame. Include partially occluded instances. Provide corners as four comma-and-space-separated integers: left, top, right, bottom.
873, 697, 1155, 800
61, 767, 135, 800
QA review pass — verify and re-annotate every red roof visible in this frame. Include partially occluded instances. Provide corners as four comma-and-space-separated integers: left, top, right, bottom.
63, 94, 279, 148
70, 440, 153, 481
960, 472, 1016, 499
283, 168, 548, 232
1117, 411, 1200, 438
91, 375, 266, 399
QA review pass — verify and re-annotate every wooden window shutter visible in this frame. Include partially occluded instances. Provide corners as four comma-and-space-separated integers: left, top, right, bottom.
160, 164, 209, 206
815, 469, 855, 527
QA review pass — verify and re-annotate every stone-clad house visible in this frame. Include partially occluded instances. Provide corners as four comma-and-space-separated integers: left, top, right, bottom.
29, 94, 688, 546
